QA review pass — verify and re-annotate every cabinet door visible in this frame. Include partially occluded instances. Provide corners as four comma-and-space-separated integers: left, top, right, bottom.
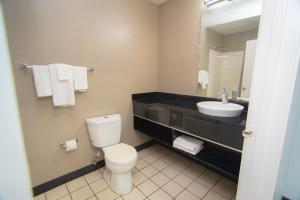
183, 116, 243, 150
218, 123, 244, 150
182, 116, 219, 141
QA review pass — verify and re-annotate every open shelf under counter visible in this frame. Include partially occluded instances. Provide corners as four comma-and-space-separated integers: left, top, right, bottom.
133, 115, 242, 181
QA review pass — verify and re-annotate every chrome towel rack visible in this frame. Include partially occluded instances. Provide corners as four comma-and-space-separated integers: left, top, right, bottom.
20, 63, 95, 72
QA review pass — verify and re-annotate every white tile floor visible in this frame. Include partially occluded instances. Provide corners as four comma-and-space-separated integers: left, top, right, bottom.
34, 144, 237, 200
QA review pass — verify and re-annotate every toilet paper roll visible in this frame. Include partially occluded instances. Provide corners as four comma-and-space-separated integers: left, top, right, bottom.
65, 139, 78, 152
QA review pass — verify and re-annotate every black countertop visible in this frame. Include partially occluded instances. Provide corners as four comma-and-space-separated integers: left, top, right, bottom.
132, 92, 248, 127
132, 92, 248, 151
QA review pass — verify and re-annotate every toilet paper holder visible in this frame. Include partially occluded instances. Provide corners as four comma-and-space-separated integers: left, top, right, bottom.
60, 138, 79, 150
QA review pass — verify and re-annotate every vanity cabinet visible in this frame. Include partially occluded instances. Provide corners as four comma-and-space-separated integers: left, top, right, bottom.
132, 92, 248, 181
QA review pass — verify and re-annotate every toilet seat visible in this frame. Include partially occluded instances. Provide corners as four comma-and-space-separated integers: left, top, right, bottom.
103, 143, 137, 166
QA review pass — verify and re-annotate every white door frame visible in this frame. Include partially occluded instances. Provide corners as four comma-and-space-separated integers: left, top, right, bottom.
0, 2, 32, 199
237, 0, 300, 199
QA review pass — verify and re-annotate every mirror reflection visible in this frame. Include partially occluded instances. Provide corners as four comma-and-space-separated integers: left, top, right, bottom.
197, 6, 260, 101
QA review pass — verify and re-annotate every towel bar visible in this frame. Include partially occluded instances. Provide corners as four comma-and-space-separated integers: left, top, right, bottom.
20, 63, 95, 72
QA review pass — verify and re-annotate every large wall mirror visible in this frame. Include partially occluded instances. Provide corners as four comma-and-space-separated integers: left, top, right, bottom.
197, 0, 262, 101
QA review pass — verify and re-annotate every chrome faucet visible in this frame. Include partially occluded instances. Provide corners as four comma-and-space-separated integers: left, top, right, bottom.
218, 88, 228, 104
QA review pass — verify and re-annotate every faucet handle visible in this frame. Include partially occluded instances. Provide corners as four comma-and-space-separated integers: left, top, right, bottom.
221, 88, 228, 104
217, 88, 227, 98
222, 88, 228, 96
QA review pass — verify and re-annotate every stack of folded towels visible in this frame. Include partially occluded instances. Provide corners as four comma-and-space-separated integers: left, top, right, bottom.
32, 63, 88, 107
173, 135, 204, 155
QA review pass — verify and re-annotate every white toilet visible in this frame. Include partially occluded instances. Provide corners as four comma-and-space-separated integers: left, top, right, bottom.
85, 114, 137, 195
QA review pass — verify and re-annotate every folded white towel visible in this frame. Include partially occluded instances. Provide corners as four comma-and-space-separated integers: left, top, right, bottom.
173, 143, 204, 155
49, 64, 75, 107
55, 63, 73, 81
73, 66, 88, 92
198, 70, 208, 90
173, 141, 203, 154
173, 135, 204, 155
32, 65, 52, 97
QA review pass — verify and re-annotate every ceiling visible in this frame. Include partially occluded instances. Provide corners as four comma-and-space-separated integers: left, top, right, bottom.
208, 16, 260, 35
147, 0, 169, 5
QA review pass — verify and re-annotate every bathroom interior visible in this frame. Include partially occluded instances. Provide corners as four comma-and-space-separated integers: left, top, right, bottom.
1, 0, 300, 200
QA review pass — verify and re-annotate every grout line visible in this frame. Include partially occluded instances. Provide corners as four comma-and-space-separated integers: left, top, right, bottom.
201, 176, 225, 200
85, 177, 97, 200
49, 145, 231, 200
148, 146, 216, 200
143, 156, 189, 198
63, 177, 92, 199
63, 182, 73, 200
88, 169, 112, 199
146, 145, 225, 200
135, 183, 156, 199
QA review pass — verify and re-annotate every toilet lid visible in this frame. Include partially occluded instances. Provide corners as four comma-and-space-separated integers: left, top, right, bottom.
104, 143, 137, 165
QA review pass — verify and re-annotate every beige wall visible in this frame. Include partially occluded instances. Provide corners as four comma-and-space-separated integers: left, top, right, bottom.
222, 29, 258, 52
198, 29, 223, 96
3, 0, 158, 186
199, 29, 223, 70
158, 0, 204, 95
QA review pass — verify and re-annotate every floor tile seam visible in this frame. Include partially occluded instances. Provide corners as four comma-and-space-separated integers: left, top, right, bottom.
169, 170, 207, 200
60, 182, 72, 200
135, 164, 174, 192
149, 160, 169, 171
93, 184, 117, 198
185, 179, 211, 200
172, 172, 197, 189
139, 166, 160, 179
144, 159, 159, 165
182, 170, 202, 180
133, 172, 149, 187
162, 170, 192, 199
66, 182, 90, 197
136, 182, 160, 198
142, 146, 221, 200
95, 187, 120, 200
136, 170, 164, 189
211, 188, 235, 200
83, 172, 104, 185
91, 179, 110, 193
86, 177, 101, 199
202, 176, 232, 200
139, 159, 153, 166
160, 180, 187, 200
71, 181, 95, 200
172, 187, 201, 200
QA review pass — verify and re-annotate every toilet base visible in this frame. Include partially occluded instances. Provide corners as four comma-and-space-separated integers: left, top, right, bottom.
103, 168, 133, 195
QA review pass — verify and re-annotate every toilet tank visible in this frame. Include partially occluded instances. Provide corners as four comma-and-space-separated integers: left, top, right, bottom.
85, 114, 121, 148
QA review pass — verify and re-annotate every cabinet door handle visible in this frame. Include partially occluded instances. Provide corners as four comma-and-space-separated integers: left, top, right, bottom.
242, 130, 254, 138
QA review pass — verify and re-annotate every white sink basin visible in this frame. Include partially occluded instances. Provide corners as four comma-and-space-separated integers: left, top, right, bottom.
197, 101, 244, 117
